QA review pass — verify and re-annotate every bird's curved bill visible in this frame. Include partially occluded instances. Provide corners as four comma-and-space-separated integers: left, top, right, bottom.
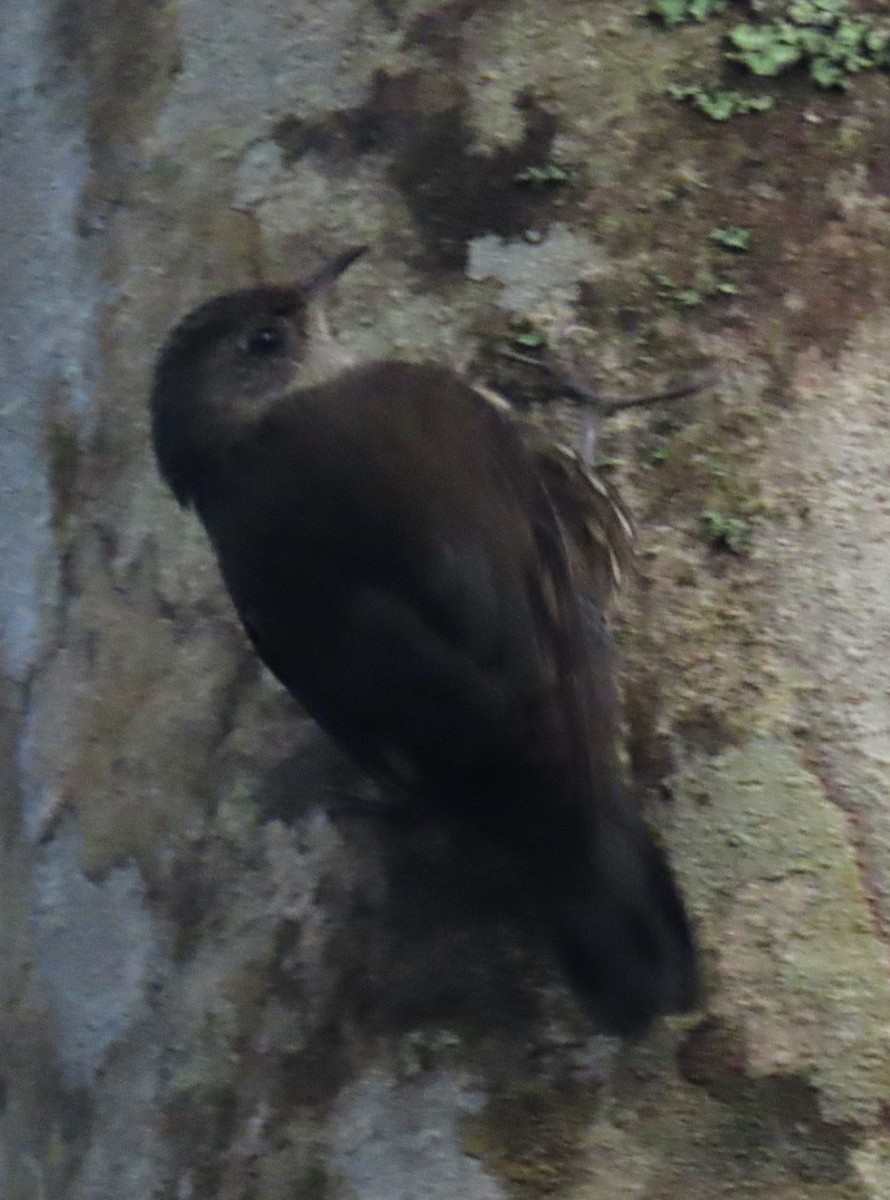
300, 245, 369, 299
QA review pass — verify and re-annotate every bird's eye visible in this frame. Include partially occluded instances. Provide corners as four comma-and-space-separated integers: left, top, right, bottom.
245, 326, 284, 355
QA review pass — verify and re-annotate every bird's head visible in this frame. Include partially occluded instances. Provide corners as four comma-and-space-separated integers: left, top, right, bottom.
149, 245, 366, 506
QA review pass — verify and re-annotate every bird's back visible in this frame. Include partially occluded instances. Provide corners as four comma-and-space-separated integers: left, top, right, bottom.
199, 362, 584, 808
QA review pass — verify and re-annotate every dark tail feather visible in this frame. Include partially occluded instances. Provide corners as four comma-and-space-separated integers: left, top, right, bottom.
544, 825, 699, 1037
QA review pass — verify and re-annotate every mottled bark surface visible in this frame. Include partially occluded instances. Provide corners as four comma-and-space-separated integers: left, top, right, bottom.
2, 2, 889, 1197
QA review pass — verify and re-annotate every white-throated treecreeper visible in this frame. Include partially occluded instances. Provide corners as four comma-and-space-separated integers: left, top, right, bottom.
149, 247, 699, 1035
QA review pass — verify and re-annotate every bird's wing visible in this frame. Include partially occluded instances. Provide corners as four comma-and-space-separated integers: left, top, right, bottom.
469, 381, 636, 609
525, 436, 635, 609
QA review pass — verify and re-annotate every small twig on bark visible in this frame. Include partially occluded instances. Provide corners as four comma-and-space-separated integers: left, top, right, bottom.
498, 347, 718, 416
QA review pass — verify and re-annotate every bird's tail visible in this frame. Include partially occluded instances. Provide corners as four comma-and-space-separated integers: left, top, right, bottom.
541, 815, 699, 1037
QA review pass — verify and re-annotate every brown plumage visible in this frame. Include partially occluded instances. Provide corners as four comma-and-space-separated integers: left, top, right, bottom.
149, 249, 699, 1035
524, 434, 635, 604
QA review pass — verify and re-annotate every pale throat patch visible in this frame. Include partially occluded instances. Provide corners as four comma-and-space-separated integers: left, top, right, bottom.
292, 302, 357, 389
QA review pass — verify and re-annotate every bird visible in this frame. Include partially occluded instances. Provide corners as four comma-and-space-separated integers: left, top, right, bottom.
149, 246, 699, 1036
